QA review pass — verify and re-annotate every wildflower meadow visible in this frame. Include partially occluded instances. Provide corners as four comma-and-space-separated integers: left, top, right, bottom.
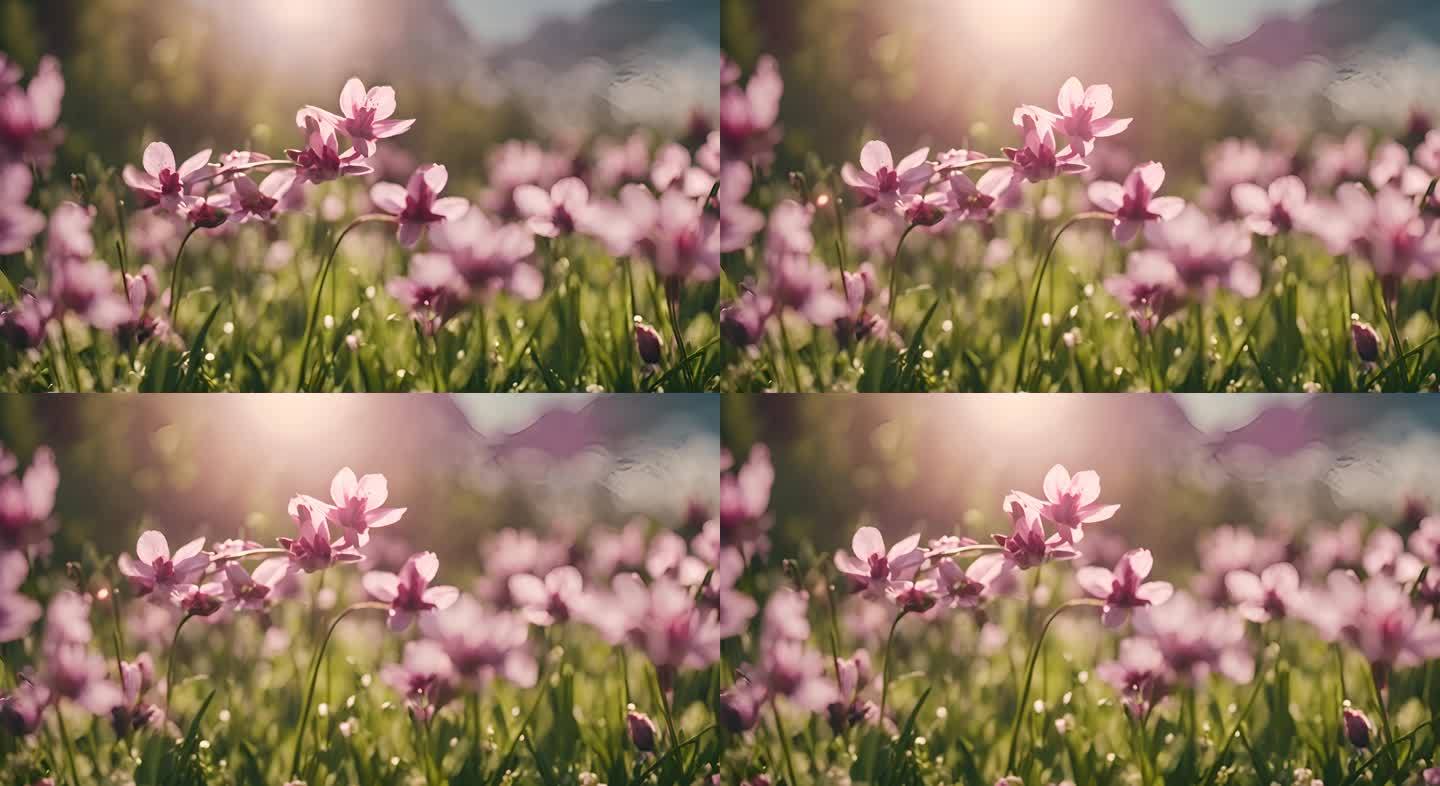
721, 395, 1440, 785
0, 51, 721, 392
0, 395, 724, 785
718, 5, 1440, 392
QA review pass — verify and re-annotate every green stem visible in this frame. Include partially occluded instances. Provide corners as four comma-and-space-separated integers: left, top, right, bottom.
290, 601, 385, 777
1013, 213, 1106, 391
878, 609, 909, 721
297, 214, 392, 391
1198, 643, 1275, 786
886, 223, 919, 331
57, 705, 81, 786
1004, 598, 1102, 774
770, 697, 801, 786
167, 225, 201, 326
164, 612, 195, 715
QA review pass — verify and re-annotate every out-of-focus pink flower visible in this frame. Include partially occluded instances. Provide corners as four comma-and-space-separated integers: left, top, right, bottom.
0, 551, 40, 642
1310, 129, 1370, 189
719, 288, 773, 349
886, 578, 939, 613
0, 164, 43, 254
633, 319, 663, 366
114, 265, 169, 347
44, 201, 95, 267
718, 163, 764, 253
1096, 637, 1171, 718
943, 168, 1019, 225
1342, 706, 1372, 749
0, 445, 58, 551
1004, 111, 1087, 183
610, 574, 719, 688
1231, 176, 1307, 237
1225, 562, 1301, 623
720, 443, 773, 553
1088, 162, 1185, 243
122, 143, 212, 213
171, 582, 224, 617
627, 710, 659, 752
429, 209, 542, 301
1362, 529, 1424, 583
833, 526, 924, 596
509, 565, 585, 627
302, 78, 415, 158
221, 557, 289, 613
363, 551, 460, 632
40, 591, 123, 716
1077, 548, 1174, 627
825, 650, 879, 733
718, 682, 762, 733
386, 253, 468, 336
286, 114, 372, 184
279, 497, 363, 574
514, 176, 590, 238
1202, 138, 1289, 218
117, 530, 209, 599
1336, 183, 1440, 289
0, 55, 64, 166
49, 258, 132, 329
841, 141, 933, 212
1410, 516, 1440, 565
720, 55, 783, 164
370, 164, 470, 247
0, 679, 49, 735
835, 262, 893, 347
751, 587, 839, 710
1351, 320, 1381, 364
1300, 571, 1440, 684
380, 639, 456, 723
0, 292, 52, 350
994, 494, 1079, 570
1014, 465, 1119, 544
110, 653, 159, 736
1105, 252, 1184, 334
1133, 593, 1254, 684
419, 595, 537, 689
1050, 78, 1132, 156
619, 185, 720, 283
1141, 207, 1260, 298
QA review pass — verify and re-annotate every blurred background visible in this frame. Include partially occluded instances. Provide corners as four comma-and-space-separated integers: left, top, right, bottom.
0, 393, 719, 573
0, 0, 719, 175
723, 0, 1440, 180
723, 394, 1440, 573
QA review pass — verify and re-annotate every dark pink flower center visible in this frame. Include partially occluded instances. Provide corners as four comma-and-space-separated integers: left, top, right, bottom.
866, 553, 889, 580
875, 168, 900, 193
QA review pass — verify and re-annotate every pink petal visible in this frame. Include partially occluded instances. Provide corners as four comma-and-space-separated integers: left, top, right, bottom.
512, 184, 552, 218
1123, 548, 1153, 579
422, 164, 449, 196
1224, 570, 1262, 602
369, 182, 407, 216
1057, 77, 1084, 116
1136, 162, 1165, 195
851, 526, 885, 561
340, 78, 367, 115
886, 533, 922, 563
366, 506, 405, 530
1082, 83, 1114, 117
833, 551, 867, 577
551, 177, 589, 207
172, 537, 207, 562
508, 574, 548, 606
1042, 464, 1070, 502
423, 585, 460, 609
397, 221, 424, 248
372, 118, 415, 139
143, 142, 175, 177
331, 467, 359, 504
411, 551, 440, 583
1137, 581, 1173, 605
356, 473, 388, 508
1087, 181, 1124, 213
896, 147, 932, 175
136, 530, 169, 563
178, 148, 213, 180
859, 140, 893, 175
362, 571, 400, 602
366, 85, 397, 120
432, 197, 470, 221
1090, 117, 1131, 137
1149, 196, 1186, 221
1075, 566, 1114, 598
1230, 183, 1270, 217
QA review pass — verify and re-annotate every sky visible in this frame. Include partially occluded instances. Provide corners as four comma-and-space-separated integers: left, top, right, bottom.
450, 0, 604, 43
1173, 0, 1325, 45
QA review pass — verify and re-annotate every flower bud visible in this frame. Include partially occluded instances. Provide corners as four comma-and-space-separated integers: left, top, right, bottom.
1342, 706, 1372, 749
626, 710, 658, 752
718, 687, 760, 733
1351, 320, 1380, 363
633, 321, 663, 365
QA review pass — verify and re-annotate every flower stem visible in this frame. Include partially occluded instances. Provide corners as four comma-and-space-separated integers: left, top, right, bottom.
56, 705, 82, 786
167, 225, 201, 326
770, 697, 801, 786
289, 601, 385, 777
164, 612, 195, 715
1004, 598, 1101, 774
886, 224, 919, 331
297, 214, 393, 391
1013, 213, 1106, 391
879, 609, 910, 721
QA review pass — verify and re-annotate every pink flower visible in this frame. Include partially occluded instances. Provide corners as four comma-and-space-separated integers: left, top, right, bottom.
935, 554, 1005, 609
508, 565, 584, 627
0, 445, 58, 551
0, 679, 50, 735
720, 444, 773, 552
122, 142, 213, 213
943, 168, 1019, 224
0, 164, 44, 254
1410, 516, 1440, 565
44, 201, 95, 267
362, 551, 460, 632
610, 575, 720, 686
1225, 562, 1300, 623
720, 54, 783, 164
718, 162, 765, 253
387, 253, 468, 336
115, 265, 170, 347
1133, 593, 1254, 684
1051, 77, 1132, 155
619, 185, 720, 283
171, 582, 224, 617
311, 467, 406, 548
719, 288, 773, 349
303, 77, 415, 158
825, 650, 879, 733
833, 526, 924, 596
1336, 183, 1440, 288
1142, 207, 1260, 298
1105, 252, 1184, 333
49, 258, 131, 329
110, 654, 159, 736
1096, 637, 1171, 718
227, 170, 296, 224
380, 639, 456, 723
419, 595, 537, 689
1076, 548, 1174, 627
1231, 175, 1307, 237
1300, 571, 1440, 684
370, 164, 470, 247
768, 254, 848, 326
221, 557, 289, 612
1342, 707, 1372, 749
286, 114, 372, 184
0, 551, 41, 642
1004, 110, 1087, 183
840, 141, 934, 211
993, 494, 1079, 570
886, 579, 939, 613
1087, 162, 1185, 243
0, 292, 51, 350
429, 209, 543, 301
40, 592, 123, 716
0, 55, 64, 166
514, 176, 590, 238
1015, 464, 1119, 543
279, 497, 363, 574
117, 531, 209, 599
